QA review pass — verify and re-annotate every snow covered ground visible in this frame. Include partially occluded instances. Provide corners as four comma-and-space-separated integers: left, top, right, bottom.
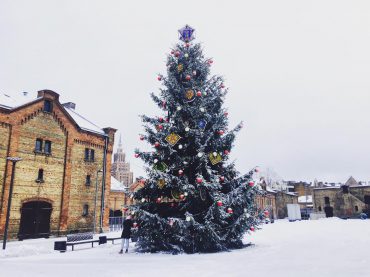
1, 218, 369, 277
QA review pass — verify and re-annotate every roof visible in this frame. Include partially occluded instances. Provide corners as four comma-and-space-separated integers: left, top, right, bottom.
298, 195, 313, 203
345, 176, 358, 187
110, 176, 128, 192
0, 92, 106, 136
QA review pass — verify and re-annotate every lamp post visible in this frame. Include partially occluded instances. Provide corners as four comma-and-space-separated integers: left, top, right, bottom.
93, 169, 102, 234
2, 157, 22, 250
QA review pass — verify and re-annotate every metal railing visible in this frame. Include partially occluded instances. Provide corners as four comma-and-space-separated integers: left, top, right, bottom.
109, 217, 124, 231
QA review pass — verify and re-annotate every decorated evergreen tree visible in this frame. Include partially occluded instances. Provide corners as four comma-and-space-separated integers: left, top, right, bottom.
132, 25, 263, 253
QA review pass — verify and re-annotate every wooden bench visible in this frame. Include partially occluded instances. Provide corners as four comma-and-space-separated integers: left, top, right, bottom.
54, 232, 107, 252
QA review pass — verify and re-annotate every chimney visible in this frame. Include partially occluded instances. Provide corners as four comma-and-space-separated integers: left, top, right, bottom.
22, 92, 28, 96
63, 102, 76, 110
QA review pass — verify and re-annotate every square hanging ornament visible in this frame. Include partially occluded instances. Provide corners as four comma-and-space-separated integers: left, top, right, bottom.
177, 64, 184, 73
178, 25, 195, 42
165, 132, 181, 146
157, 179, 166, 189
153, 162, 168, 172
209, 152, 222, 165
184, 89, 195, 102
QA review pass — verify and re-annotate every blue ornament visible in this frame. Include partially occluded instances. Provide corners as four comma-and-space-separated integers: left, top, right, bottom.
178, 25, 195, 42
198, 119, 207, 130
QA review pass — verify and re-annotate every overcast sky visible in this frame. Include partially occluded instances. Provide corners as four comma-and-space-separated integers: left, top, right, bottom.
1, 0, 370, 183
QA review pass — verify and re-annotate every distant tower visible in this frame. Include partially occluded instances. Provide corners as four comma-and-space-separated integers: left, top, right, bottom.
111, 135, 133, 187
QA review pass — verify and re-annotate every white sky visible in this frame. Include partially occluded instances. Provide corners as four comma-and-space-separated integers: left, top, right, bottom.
1, 0, 369, 183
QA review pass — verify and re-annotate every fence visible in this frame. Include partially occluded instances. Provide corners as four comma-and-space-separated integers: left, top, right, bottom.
109, 216, 124, 231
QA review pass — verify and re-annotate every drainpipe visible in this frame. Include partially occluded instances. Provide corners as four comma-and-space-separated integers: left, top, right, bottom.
99, 135, 109, 232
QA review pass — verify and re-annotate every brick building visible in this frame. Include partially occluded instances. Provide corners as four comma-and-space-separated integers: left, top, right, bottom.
0, 90, 116, 239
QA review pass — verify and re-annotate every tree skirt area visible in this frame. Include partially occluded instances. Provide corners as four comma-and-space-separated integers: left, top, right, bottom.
1, 218, 369, 277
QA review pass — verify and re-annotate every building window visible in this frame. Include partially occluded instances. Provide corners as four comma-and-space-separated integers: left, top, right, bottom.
44, 140, 52, 154
355, 206, 359, 212
36, 169, 44, 183
324, 197, 330, 205
35, 139, 43, 152
84, 148, 95, 162
90, 149, 95, 161
85, 175, 91, 186
43, 100, 52, 113
82, 204, 89, 216
318, 206, 322, 212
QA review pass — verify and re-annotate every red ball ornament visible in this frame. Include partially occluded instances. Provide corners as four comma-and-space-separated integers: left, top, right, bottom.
156, 197, 162, 203
196, 177, 203, 184
159, 117, 163, 122
154, 142, 160, 148
250, 226, 255, 232
264, 210, 269, 216
178, 170, 184, 176
134, 153, 139, 158
122, 207, 128, 212
175, 51, 180, 57
221, 83, 225, 88
139, 135, 144, 141
157, 125, 163, 130
217, 200, 223, 207
249, 181, 255, 187
224, 112, 229, 117
185, 43, 190, 48
171, 50, 174, 55
185, 75, 191, 81
133, 222, 138, 228
179, 194, 185, 200
218, 130, 224, 135
196, 91, 202, 97
224, 150, 230, 155
227, 207, 233, 214
157, 76, 162, 81
208, 60, 213, 64
165, 117, 169, 122
162, 101, 166, 108
220, 176, 225, 182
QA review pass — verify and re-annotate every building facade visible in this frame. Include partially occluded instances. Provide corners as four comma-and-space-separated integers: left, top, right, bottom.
313, 177, 370, 218
0, 90, 116, 239
111, 136, 133, 188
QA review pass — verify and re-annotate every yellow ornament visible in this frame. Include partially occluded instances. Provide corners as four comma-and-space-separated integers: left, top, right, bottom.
208, 152, 222, 165
185, 89, 195, 101
177, 64, 184, 72
165, 133, 181, 146
157, 179, 166, 189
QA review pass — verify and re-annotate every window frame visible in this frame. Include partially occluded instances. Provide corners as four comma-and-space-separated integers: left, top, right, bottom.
85, 174, 91, 186
82, 204, 89, 216
35, 138, 43, 152
44, 140, 52, 155
36, 168, 44, 183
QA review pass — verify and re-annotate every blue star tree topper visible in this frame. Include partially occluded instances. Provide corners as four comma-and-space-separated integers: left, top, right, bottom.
178, 25, 195, 42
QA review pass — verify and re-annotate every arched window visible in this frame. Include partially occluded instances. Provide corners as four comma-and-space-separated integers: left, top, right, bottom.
355, 206, 359, 212
82, 204, 89, 216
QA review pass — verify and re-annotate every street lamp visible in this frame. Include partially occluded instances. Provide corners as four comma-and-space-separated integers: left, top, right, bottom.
93, 169, 102, 234
2, 157, 22, 250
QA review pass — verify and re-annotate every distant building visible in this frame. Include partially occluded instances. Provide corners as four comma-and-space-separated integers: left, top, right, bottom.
313, 176, 370, 218
108, 176, 131, 217
111, 136, 133, 188
0, 90, 116, 239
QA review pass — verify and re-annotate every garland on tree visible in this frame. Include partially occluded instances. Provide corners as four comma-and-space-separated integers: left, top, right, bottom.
131, 25, 264, 253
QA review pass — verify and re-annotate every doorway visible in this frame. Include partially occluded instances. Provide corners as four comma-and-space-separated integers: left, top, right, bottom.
18, 201, 52, 240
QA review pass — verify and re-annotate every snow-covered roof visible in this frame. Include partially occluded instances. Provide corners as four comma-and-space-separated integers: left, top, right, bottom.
0, 92, 106, 136
110, 176, 128, 192
298, 195, 313, 203
64, 106, 105, 135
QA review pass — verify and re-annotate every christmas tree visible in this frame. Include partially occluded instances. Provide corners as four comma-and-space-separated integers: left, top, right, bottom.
132, 25, 263, 253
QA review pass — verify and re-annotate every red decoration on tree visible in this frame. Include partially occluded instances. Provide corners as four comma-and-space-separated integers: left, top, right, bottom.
224, 112, 228, 117
220, 176, 225, 182
175, 51, 180, 57
171, 50, 174, 54
196, 91, 202, 97
227, 207, 233, 214
250, 226, 255, 232
218, 130, 224, 135
185, 43, 190, 48
217, 200, 223, 207
122, 207, 128, 212
154, 142, 160, 148
179, 194, 185, 200
185, 75, 191, 81
140, 135, 144, 141
162, 101, 166, 108
133, 222, 138, 228
264, 210, 269, 216
157, 76, 162, 81
178, 170, 184, 176
221, 83, 225, 88
249, 181, 254, 187
156, 198, 162, 203
224, 150, 230, 155
196, 177, 203, 184
134, 153, 139, 158
159, 117, 164, 122
157, 125, 163, 130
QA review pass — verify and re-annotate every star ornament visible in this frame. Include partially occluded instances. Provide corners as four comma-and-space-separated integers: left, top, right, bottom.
178, 25, 195, 42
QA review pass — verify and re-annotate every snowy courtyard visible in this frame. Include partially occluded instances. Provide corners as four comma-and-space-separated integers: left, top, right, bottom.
1, 218, 369, 277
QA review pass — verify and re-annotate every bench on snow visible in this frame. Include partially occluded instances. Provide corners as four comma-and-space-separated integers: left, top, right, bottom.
54, 232, 107, 252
